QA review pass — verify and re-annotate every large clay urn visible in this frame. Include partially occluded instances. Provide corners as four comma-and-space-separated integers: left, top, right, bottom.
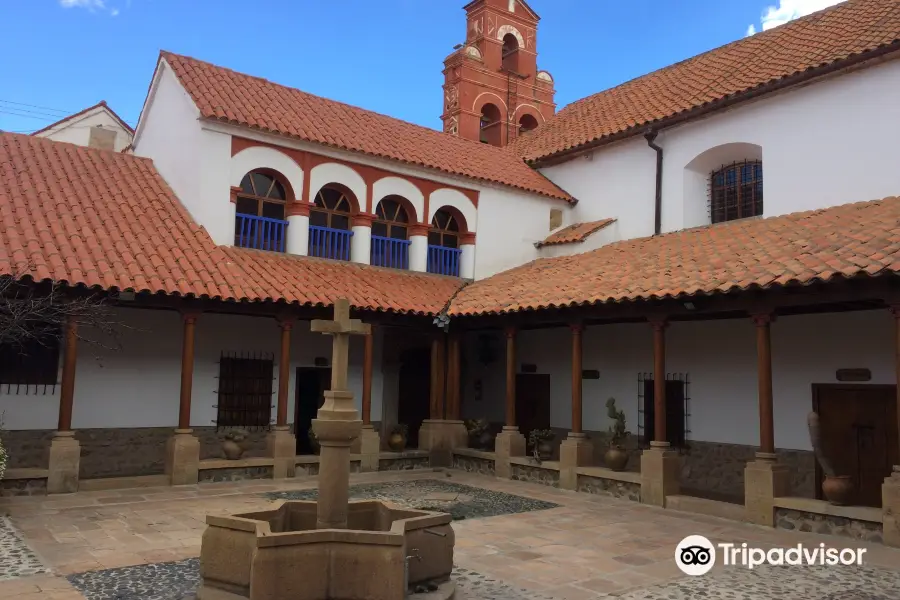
604, 446, 629, 472
822, 475, 854, 505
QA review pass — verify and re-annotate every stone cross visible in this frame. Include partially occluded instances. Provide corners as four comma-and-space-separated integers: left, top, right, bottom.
311, 298, 370, 392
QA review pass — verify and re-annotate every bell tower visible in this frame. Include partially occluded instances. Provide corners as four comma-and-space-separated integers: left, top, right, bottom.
441, 0, 556, 147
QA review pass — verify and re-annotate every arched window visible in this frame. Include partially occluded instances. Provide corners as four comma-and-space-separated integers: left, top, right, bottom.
502, 33, 519, 72
519, 114, 539, 134
427, 209, 462, 276
234, 170, 288, 252
710, 161, 763, 224
429, 209, 460, 249
371, 196, 411, 269
480, 103, 502, 147
373, 196, 409, 239
309, 186, 355, 261
310, 187, 353, 230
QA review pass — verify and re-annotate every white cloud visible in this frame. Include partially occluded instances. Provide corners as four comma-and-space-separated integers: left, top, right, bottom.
59, 0, 106, 9
746, 0, 844, 36
110, 8, 119, 16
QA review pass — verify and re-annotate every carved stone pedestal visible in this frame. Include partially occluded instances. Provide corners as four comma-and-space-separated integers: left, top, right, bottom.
494, 426, 526, 479
744, 453, 791, 526
47, 431, 81, 494
419, 419, 467, 467
165, 429, 200, 486
560, 433, 593, 490
358, 425, 381, 472
640, 442, 680, 507
267, 426, 297, 479
883, 466, 900, 547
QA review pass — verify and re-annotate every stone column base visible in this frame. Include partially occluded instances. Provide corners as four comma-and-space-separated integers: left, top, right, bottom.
267, 426, 296, 479
418, 420, 467, 467
560, 433, 594, 490
165, 429, 200, 486
359, 425, 381, 472
640, 442, 680, 507
744, 453, 791, 526
883, 466, 900, 547
494, 426, 526, 479
47, 431, 81, 494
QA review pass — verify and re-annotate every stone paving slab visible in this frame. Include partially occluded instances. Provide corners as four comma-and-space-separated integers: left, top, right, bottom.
265, 478, 560, 520
0, 516, 49, 580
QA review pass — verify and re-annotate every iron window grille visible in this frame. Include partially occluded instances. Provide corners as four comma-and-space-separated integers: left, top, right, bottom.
709, 160, 763, 224
0, 325, 60, 395
214, 351, 275, 431
637, 372, 691, 450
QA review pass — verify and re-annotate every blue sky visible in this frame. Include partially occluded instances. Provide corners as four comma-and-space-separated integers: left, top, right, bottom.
0, 0, 840, 134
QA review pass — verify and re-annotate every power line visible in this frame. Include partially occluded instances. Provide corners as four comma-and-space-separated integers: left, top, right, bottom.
0, 109, 58, 121
0, 99, 72, 116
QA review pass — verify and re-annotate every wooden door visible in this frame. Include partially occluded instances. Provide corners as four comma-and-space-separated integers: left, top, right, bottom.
294, 367, 330, 454
398, 348, 431, 448
813, 385, 898, 507
515, 374, 551, 440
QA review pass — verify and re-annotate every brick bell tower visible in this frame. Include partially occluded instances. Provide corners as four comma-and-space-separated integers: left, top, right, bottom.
441, 0, 556, 147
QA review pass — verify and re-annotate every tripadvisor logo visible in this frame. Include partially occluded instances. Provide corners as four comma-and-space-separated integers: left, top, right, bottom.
675, 535, 867, 575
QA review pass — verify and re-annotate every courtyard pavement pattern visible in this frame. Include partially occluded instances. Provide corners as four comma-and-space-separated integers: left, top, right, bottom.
1, 470, 900, 599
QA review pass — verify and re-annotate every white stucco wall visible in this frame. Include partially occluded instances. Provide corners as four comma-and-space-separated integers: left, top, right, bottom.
36, 106, 133, 152
460, 309, 895, 451
540, 58, 900, 247
0, 307, 384, 431
472, 186, 552, 279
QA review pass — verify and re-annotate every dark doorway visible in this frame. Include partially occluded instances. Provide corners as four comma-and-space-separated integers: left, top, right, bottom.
397, 348, 431, 448
294, 367, 331, 455
515, 373, 551, 440
813, 384, 898, 507
642, 379, 687, 448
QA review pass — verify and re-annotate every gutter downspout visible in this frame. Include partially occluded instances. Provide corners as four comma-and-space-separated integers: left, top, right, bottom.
644, 130, 663, 236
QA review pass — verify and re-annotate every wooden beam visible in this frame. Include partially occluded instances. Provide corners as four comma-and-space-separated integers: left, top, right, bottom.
570, 322, 583, 435
276, 318, 293, 428
429, 335, 446, 419
651, 319, 667, 444
362, 325, 374, 425
892, 305, 900, 464
447, 333, 461, 420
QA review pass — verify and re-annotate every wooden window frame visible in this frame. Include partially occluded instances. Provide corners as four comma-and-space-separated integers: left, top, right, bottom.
236, 171, 288, 220
428, 209, 460, 249
373, 197, 410, 240
215, 351, 275, 431
310, 187, 354, 230
709, 160, 763, 224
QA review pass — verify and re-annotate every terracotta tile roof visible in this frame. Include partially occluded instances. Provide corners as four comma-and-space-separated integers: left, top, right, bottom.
31, 100, 135, 136
158, 52, 572, 202
0, 133, 462, 315
450, 197, 900, 316
537, 219, 616, 247
515, 0, 900, 162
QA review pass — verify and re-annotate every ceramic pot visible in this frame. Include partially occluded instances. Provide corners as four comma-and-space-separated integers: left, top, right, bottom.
222, 439, 244, 460
604, 446, 629, 472
822, 475, 854, 505
388, 432, 406, 452
536, 440, 553, 461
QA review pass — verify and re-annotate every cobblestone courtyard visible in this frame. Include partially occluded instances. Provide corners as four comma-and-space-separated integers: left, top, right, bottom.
2, 470, 900, 599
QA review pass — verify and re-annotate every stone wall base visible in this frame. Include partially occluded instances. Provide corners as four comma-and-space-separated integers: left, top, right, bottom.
640, 444, 680, 508
165, 430, 200, 486
559, 434, 593, 490
494, 427, 526, 479
744, 457, 791, 526
883, 467, 900, 547
418, 420, 467, 467
267, 427, 296, 479
47, 433, 80, 494
358, 426, 381, 472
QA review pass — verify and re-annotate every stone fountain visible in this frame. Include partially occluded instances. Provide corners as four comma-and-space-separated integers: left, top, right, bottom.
196, 300, 456, 600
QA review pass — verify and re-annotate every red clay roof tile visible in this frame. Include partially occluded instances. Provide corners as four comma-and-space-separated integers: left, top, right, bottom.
515, 0, 900, 162
159, 52, 572, 202
537, 219, 616, 247
0, 133, 462, 316
450, 198, 900, 316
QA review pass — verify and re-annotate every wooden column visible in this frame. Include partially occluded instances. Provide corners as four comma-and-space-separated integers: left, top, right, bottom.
178, 312, 199, 430
276, 318, 293, 428
571, 322, 584, 435
753, 313, 776, 456
505, 326, 517, 428
892, 305, 900, 463
429, 334, 446, 419
362, 325, 374, 425
651, 319, 667, 444
57, 317, 78, 432
446, 333, 461, 420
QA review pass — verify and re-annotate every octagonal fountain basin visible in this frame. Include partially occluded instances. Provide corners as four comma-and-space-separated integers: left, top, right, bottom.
197, 500, 455, 600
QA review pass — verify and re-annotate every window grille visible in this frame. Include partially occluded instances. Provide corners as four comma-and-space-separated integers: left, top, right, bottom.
709, 161, 763, 224
0, 326, 60, 395
637, 372, 691, 449
215, 351, 274, 431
